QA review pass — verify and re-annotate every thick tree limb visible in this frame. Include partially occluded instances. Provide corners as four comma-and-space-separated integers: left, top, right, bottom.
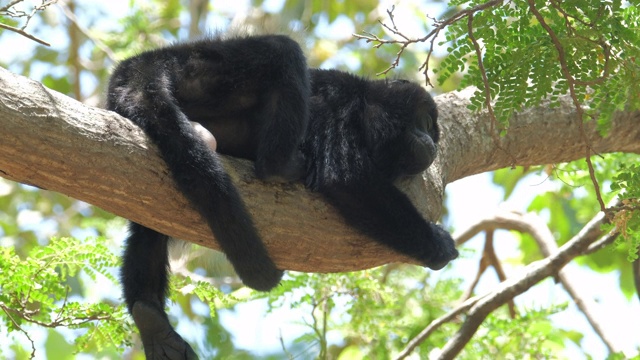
436, 87, 640, 183
0, 67, 638, 272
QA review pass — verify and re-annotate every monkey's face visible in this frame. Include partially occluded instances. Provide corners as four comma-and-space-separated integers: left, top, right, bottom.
399, 96, 440, 175
367, 81, 440, 179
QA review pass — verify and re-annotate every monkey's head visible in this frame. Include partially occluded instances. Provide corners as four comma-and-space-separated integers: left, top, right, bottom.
364, 79, 440, 180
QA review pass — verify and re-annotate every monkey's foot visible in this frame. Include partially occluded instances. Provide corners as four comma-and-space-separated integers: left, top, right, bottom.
422, 224, 459, 270
132, 301, 199, 360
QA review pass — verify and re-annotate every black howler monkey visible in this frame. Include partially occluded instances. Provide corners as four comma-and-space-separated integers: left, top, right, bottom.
107, 34, 457, 360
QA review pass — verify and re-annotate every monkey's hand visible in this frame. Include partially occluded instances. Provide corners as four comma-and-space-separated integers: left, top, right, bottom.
422, 224, 459, 270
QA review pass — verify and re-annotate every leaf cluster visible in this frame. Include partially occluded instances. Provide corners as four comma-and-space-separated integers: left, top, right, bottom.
610, 163, 640, 262
0, 237, 131, 358
261, 265, 580, 359
437, 0, 640, 132
460, 304, 579, 360
263, 266, 461, 358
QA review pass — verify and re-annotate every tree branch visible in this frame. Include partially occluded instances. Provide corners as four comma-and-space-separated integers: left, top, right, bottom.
396, 210, 618, 359
436, 88, 640, 183
0, 66, 420, 272
438, 212, 616, 359
458, 211, 620, 352
0, 22, 50, 46
0, 67, 638, 273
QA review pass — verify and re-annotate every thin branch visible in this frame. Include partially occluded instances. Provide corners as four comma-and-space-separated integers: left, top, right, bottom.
0, 0, 57, 46
0, 0, 24, 13
57, 0, 117, 62
0, 299, 114, 329
548, 0, 611, 86
527, 0, 606, 212
393, 294, 485, 360
436, 211, 613, 359
584, 232, 619, 255
460, 230, 515, 317
467, 13, 495, 131
0, 303, 36, 359
397, 210, 619, 359
0, 22, 50, 46
520, 212, 621, 353
353, 0, 506, 79
467, 12, 516, 166
483, 230, 516, 318
461, 253, 488, 301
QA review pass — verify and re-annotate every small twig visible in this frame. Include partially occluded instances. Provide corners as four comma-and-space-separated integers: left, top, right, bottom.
57, 0, 117, 62
53, 286, 71, 323
278, 329, 295, 360
0, 303, 36, 359
0, 22, 50, 46
0, 0, 24, 13
483, 231, 516, 318
353, 0, 506, 79
384, 5, 400, 33
0, 0, 57, 46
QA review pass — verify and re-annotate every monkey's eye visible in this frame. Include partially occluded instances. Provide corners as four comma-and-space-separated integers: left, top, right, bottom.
421, 117, 433, 132
413, 118, 430, 135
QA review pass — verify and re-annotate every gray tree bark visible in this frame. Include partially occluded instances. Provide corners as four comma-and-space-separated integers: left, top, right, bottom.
0, 67, 638, 272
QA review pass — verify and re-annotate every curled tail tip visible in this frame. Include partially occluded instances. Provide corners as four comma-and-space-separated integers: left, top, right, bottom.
240, 268, 284, 292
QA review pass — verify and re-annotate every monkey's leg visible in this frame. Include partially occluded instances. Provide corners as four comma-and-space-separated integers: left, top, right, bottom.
246, 36, 310, 182
122, 223, 199, 360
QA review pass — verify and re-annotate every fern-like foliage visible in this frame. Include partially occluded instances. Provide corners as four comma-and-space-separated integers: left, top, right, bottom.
437, 0, 640, 132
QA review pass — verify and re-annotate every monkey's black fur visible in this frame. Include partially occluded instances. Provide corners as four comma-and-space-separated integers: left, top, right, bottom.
107, 34, 457, 359
305, 69, 456, 269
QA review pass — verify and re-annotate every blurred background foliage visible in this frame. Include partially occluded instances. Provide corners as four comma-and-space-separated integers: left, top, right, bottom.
0, 0, 638, 359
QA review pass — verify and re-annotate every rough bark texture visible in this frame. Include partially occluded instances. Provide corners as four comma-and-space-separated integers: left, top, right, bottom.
0, 67, 639, 272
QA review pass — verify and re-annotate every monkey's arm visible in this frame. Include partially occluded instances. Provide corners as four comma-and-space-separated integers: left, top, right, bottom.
321, 181, 458, 270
